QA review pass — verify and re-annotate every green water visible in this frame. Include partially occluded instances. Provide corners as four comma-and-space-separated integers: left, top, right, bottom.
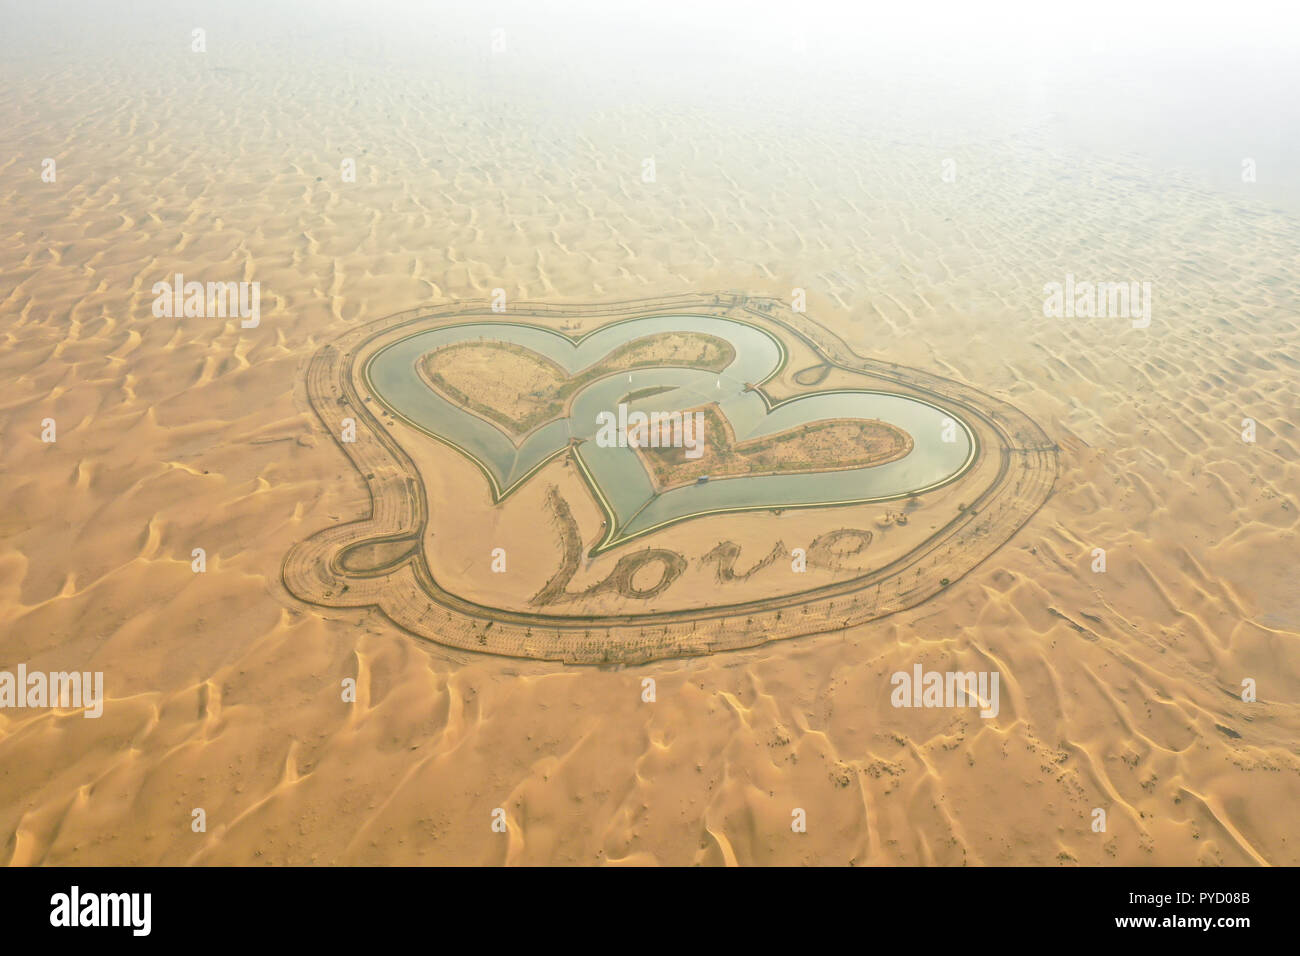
366, 314, 975, 548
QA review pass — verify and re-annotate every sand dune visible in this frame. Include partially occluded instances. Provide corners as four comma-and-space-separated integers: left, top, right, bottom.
0, 3, 1297, 865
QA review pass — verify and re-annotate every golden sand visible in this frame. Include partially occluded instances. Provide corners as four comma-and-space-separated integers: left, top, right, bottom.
1, 4, 1297, 865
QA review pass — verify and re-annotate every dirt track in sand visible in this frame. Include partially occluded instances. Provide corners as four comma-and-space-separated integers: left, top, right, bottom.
282, 293, 1058, 664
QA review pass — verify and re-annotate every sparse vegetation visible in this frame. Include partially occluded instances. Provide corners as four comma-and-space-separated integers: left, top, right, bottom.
421, 332, 735, 436
638, 405, 913, 489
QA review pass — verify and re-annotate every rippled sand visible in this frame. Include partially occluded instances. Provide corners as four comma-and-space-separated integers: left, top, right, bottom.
1, 3, 1297, 864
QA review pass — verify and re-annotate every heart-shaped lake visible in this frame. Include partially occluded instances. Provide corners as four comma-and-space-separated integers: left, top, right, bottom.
365, 314, 974, 553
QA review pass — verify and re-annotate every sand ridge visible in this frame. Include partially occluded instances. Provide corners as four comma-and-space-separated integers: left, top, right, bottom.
0, 2, 1296, 865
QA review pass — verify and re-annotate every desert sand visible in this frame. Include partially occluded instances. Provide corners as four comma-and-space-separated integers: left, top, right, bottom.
1, 2, 1297, 865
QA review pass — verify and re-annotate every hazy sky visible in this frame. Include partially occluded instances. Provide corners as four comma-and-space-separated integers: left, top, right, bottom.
3, 0, 1297, 206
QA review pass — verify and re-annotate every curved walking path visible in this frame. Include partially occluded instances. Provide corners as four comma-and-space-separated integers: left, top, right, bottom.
282, 293, 1059, 664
